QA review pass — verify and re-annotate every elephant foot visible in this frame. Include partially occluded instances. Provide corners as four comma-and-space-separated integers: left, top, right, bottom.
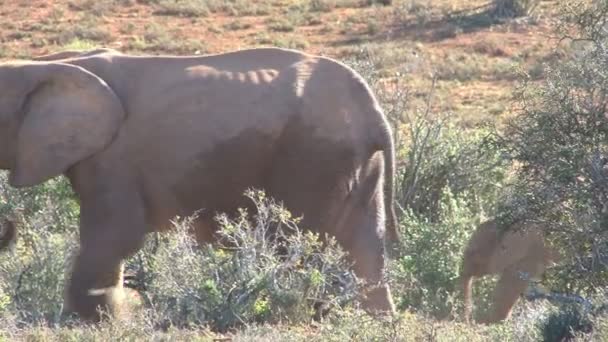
361, 283, 396, 315
65, 285, 124, 322
66, 286, 144, 322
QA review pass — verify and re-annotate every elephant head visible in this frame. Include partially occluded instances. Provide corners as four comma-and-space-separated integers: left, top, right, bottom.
0, 61, 125, 187
461, 219, 558, 324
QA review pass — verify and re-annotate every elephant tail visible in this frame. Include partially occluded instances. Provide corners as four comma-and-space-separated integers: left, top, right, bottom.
462, 273, 474, 323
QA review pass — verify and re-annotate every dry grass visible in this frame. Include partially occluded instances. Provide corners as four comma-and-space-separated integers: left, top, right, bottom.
0, 0, 561, 124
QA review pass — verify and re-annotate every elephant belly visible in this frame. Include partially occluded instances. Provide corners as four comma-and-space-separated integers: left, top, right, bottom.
140, 128, 277, 235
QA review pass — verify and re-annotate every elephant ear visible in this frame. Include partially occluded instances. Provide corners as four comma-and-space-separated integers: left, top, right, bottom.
9, 62, 125, 187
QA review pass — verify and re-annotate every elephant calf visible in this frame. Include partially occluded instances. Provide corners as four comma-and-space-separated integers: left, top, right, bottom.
461, 219, 559, 324
0, 47, 398, 320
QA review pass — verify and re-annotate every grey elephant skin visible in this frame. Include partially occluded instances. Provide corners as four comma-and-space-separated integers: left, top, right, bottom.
0, 47, 398, 320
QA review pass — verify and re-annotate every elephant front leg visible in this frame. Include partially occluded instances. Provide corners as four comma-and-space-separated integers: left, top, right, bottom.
67, 252, 127, 320
66, 188, 148, 321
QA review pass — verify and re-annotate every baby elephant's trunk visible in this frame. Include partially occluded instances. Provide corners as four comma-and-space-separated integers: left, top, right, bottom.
0, 218, 16, 251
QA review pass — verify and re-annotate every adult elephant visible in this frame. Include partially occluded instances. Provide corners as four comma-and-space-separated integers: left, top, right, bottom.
0, 47, 398, 320
461, 219, 558, 324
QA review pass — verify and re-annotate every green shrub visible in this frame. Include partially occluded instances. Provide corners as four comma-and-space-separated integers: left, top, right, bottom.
492, 0, 540, 18
0, 172, 79, 324
499, 0, 608, 293
0, 228, 77, 324
0, 172, 79, 234
394, 100, 505, 319
390, 188, 477, 318
540, 303, 593, 341
396, 114, 506, 222
149, 0, 263, 17
127, 190, 360, 331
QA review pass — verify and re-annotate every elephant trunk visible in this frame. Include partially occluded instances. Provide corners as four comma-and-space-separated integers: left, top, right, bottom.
0, 218, 16, 251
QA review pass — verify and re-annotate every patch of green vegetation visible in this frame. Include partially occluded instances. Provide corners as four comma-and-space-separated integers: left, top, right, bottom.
119, 22, 137, 35
61, 38, 99, 51
69, 0, 136, 15
127, 24, 207, 54
271, 37, 309, 50
252, 32, 273, 45
491, 0, 540, 18
149, 0, 268, 17
0, 46, 7, 59
151, 0, 210, 17
308, 0, 335, 12
222, 20, 252, 31
51, 15, 112, 45
432, 51, 518, 82
267, 18, 296, 32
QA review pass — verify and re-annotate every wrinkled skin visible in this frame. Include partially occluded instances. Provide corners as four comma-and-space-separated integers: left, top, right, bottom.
461, 219, 559, 324
0, 47, 398, 320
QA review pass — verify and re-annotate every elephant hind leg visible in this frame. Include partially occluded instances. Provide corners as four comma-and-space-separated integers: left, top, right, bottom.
266, 138, 394, 313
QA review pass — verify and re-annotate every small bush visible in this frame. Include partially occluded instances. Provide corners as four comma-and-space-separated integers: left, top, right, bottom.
492, 0, 540, 18
541, 304, 593, 341
153, 0, 209, 17
0, 172, 79, 235
393, 0, 433, 27
149, 0, 262, 17
309, 0, 334, 12
128, 24, 207, 54
69, 0, 135, 15
128, 190, 360, 331
390, 188, 478, 319
0, 228, 77, 324
397, 113, 506, 222
0, 172, 79, 324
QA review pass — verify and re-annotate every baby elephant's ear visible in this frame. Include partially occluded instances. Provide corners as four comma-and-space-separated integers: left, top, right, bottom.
9, 62, 125, 187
